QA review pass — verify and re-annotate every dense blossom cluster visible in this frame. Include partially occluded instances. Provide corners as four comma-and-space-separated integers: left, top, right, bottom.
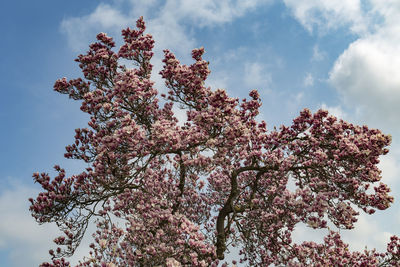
30, 17, 400, 266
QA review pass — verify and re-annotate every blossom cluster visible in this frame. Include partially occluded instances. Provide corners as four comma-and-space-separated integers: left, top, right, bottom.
30, 17, 399, 266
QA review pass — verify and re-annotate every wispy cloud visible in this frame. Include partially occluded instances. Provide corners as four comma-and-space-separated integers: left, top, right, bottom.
303, 72, 314, 87
161, 0, 272, 27
60, 0, 272, 53
60, 4, 133, 52
244, 62, 272, 91
60, 0, 272, 96
282, 0, 372, 35
311, 44, 326, 62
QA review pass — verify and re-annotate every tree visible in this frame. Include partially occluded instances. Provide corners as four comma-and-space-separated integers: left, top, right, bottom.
30, 17, 400, 266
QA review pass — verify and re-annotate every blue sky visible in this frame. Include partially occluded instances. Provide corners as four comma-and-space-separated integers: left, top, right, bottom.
1, 1, 400, 266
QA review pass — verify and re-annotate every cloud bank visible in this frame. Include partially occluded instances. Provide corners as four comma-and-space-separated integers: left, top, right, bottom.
285, 0, 400, 132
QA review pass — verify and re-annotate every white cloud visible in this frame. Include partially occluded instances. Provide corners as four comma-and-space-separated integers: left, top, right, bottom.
284, 0, 400, 133
329, 31, 400, 129
369, 0, 400, 25
303, 73, 314, 87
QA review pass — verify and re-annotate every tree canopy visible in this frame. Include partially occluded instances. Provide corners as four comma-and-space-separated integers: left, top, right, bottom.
30, 17, 400, 266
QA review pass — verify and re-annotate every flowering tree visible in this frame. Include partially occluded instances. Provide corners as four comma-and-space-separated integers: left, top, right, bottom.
30, 17, 400, 266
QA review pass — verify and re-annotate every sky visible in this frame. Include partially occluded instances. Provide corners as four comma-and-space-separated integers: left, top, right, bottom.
1, 0, 400, 266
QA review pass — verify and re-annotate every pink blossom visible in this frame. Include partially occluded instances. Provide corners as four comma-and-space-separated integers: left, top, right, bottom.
30, 17, 399, 267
